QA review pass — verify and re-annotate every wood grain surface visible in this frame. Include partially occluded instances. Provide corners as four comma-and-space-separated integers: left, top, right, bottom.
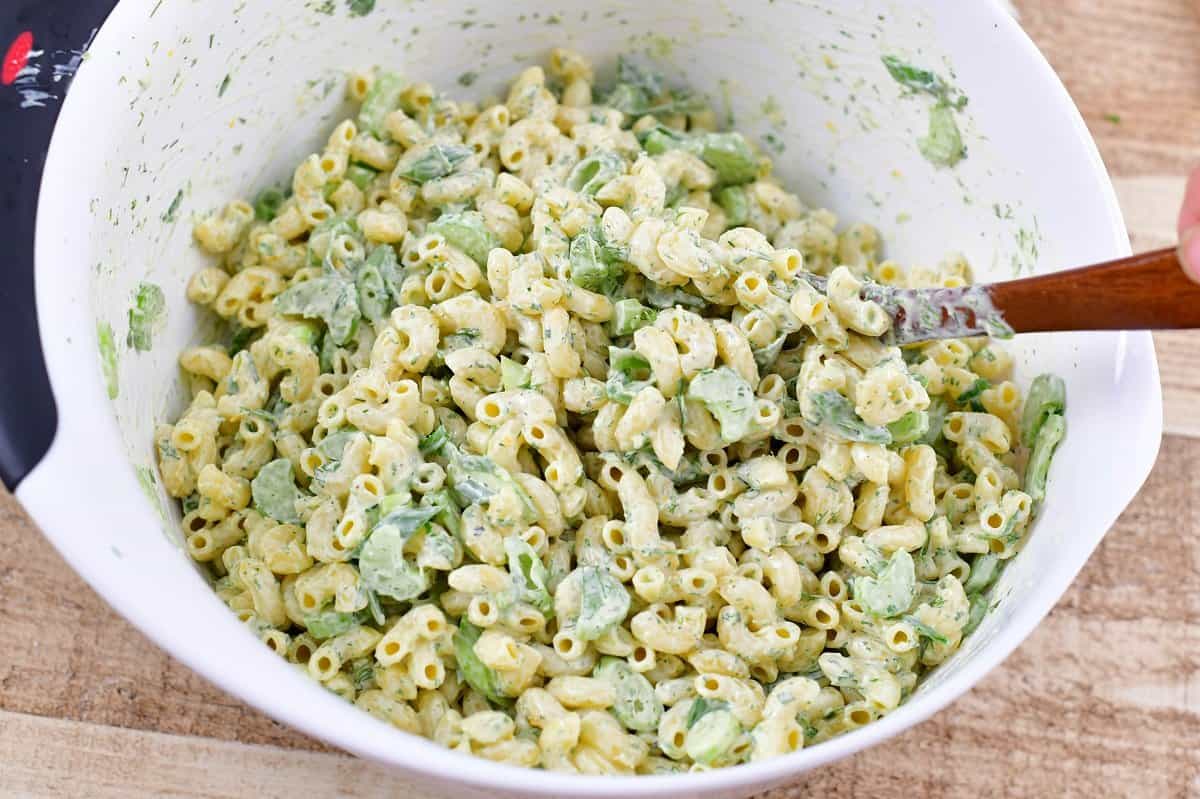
3, 0, 1198, 796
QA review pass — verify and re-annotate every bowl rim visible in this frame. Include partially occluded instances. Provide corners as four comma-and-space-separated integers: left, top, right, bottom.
22, 0, 1162, 794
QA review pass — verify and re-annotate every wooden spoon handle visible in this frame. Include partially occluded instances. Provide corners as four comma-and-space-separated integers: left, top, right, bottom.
989, 246, 1200, 333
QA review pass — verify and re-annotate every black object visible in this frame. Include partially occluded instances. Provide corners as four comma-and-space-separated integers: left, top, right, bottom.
0, 0, 118, 489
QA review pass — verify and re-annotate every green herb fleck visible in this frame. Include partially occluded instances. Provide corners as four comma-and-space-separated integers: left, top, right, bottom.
253, 186, 286, 221
228, 323, 257, 355
762, 130, 785, 154
881, 56, 967, 167
903, 614, 949, 644
127, 282, 166, 352
918, 103, 964, 167
419, 426, 449, 455
162, 189, 184, 223
955, 378, 990, 412
881, 55, 967, 108
97, 321, 119, 399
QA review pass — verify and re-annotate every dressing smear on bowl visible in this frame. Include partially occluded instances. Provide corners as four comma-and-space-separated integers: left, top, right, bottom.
148, 48, 1064, 774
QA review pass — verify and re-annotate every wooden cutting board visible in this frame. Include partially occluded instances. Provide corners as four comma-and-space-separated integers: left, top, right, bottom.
3, 0, 1199, 796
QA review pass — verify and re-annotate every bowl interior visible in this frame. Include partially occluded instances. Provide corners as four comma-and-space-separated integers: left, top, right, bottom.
25, 0, 1160, 796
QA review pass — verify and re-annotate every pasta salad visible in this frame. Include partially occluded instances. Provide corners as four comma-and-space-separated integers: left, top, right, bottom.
156, 49, 1065, 774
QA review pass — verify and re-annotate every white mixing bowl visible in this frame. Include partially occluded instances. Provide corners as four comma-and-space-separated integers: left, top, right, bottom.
11, 0, 1161, 796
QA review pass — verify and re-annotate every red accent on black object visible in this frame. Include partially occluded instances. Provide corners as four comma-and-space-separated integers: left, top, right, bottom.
2, 31, 33, 85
